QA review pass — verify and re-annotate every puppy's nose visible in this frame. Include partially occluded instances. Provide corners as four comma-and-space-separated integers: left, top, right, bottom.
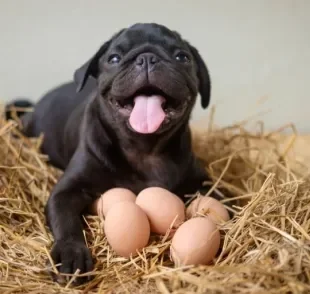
136, 53, 159, 69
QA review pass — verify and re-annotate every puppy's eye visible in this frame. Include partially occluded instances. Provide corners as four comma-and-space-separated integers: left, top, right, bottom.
108, 54, 121, 64
175, 52, 190, 63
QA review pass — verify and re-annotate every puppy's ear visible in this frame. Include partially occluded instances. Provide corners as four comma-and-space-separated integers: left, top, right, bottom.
74, 29, 125, 92
74, 41, 111, 92
188, 44, 211, 109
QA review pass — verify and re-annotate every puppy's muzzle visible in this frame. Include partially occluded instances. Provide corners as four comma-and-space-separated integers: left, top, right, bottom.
135, 53, 159, 72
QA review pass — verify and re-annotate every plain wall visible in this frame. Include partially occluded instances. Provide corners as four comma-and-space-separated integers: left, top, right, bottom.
0, 0, 309, 132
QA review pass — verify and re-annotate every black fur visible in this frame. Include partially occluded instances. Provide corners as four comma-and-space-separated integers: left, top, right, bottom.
6, 23, 214, 285
5, 99, 34, 121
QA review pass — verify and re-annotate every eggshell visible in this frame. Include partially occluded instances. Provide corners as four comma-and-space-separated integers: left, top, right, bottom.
136, 187, 185, 235
104, 202, 150, 257
89, 188, 136, 217
186, 196, 230, 224
170, 217, 220, 266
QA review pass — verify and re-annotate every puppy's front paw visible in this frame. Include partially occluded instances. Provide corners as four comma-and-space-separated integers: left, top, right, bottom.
47, 240, 94, 286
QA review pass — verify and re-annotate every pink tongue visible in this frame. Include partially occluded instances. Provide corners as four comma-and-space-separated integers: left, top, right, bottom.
129, 95, 166, 134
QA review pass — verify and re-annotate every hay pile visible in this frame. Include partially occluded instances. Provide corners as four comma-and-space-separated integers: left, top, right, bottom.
0, 108, 310, 294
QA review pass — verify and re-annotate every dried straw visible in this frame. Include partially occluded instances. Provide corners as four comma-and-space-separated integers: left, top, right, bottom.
0, 105, 310, 294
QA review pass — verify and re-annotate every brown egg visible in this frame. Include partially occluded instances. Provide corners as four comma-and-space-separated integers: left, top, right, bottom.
104, 202, 150, 257
170, 217, 220, 266
186, 196, 230, 224
136, 187, 185, 235
89, 188, 136, 217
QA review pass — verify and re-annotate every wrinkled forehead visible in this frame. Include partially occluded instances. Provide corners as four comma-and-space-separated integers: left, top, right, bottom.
110, 24, 188, 53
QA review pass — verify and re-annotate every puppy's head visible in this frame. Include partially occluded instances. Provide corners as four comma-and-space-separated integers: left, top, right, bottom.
74, 23, 211, 135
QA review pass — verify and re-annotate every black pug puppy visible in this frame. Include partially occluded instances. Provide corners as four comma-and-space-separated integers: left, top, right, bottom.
6, 23, 213, 284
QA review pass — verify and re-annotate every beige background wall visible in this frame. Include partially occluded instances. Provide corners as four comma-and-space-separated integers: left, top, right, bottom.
0, 0, 309, 132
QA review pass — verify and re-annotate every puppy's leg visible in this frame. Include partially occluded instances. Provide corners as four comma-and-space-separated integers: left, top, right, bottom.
45, 150, 113, 285
5, 99, 34, 121
5, 99, 35, 137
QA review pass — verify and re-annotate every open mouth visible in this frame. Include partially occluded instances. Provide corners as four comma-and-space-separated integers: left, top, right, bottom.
116, 86, 179, 112
113, 86, 179, 134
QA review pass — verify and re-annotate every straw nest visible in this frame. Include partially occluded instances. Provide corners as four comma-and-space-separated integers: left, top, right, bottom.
1, 106, 310, 294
